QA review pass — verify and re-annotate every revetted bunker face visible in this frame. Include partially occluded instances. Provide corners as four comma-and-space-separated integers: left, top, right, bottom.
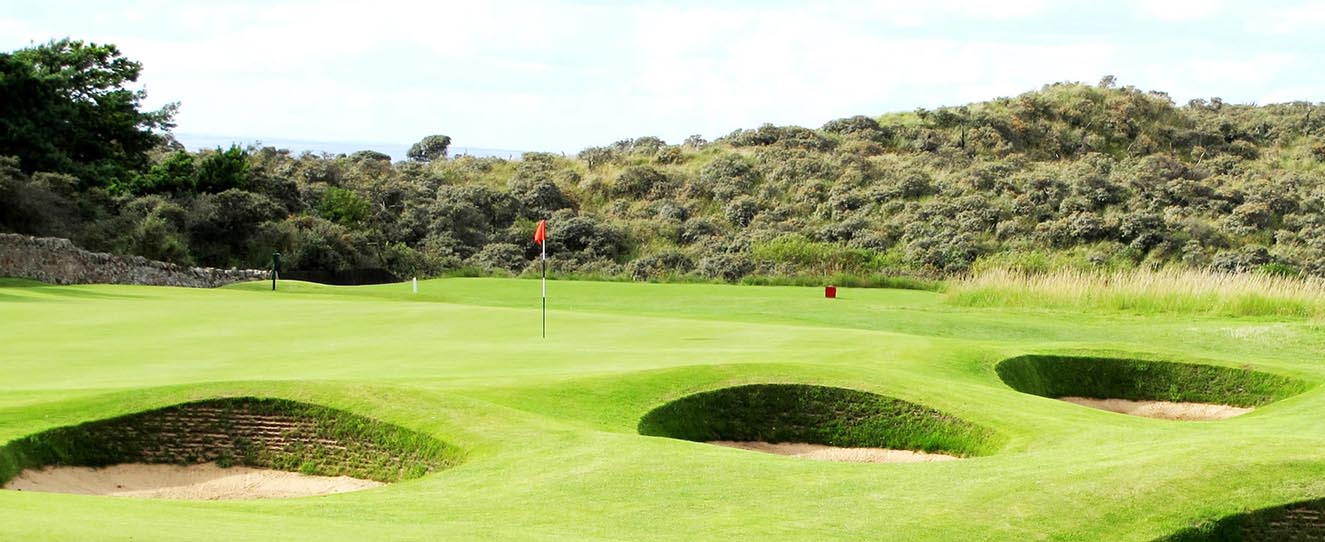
995, 355, 1311, 414
637, 384, 1004, 458
0, 397, 462, 491
1159, 498, 1325, 541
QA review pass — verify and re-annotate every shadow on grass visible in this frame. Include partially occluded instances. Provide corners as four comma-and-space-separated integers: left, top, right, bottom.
1160, 496, 1325, 541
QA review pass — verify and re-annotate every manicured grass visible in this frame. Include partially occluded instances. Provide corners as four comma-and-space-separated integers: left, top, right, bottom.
3, 277, 1325, 540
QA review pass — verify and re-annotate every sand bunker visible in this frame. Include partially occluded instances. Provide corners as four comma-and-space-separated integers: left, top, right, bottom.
1059, 397, 1252, 420
995, 355, 1307, 423
709, 441, 959, 463
0, 397, 460, 500
3, 462, 382, 499
639, 384, 1002, 460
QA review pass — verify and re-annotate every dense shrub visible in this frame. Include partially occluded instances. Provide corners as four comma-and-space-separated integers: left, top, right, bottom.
548, 215, 629, 260
468, 242, 528, 274
627, 251, 695, 280
614, 165, 671, 199
724, 124, 835, 151
10, 71, 1325, 283
698, 252, 755, 282
821, 115, 892, 143
699, 154, 758, 200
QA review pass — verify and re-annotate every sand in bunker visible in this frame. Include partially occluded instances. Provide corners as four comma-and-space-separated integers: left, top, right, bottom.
708, 441, 958, 463
3, 463, 383, 499
1059, 397, 1252, 420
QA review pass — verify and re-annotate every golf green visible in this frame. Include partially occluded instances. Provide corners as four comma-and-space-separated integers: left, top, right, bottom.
2, 277, 1324, 541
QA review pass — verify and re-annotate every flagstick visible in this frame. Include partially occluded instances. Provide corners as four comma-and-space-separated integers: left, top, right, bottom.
541, 240, 547, 339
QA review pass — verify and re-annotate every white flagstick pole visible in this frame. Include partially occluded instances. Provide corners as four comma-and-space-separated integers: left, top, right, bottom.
541, 237, 547, 338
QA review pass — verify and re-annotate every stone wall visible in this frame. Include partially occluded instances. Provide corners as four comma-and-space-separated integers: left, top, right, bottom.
0, 233, 266, 288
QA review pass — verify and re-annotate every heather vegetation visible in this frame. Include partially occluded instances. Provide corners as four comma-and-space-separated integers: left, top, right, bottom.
4, 41, 1325, 285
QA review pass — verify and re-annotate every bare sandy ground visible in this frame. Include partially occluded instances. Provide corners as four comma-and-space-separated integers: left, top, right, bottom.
1059, 397, 1252, 420
2, 463, 383, 499
708, 441, 959, 463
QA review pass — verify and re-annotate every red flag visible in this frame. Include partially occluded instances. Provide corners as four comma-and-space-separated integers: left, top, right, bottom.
534, 219, 547, 244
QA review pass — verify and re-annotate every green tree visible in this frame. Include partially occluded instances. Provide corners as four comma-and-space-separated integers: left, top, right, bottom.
195, 145, 250, 193
348, 150, 391, 163
0, 39, 176, 185
407, 135, 452, 162
318, 187, 371, 226
129, 150, 196, 195
0, 156, 78, 237
187, 189, 284, 266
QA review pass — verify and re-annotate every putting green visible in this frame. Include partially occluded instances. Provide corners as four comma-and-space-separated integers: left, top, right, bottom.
2, 277, 1325, 541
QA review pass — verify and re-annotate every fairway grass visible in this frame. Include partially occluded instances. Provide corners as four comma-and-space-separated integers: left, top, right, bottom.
3, 277, 1325, 540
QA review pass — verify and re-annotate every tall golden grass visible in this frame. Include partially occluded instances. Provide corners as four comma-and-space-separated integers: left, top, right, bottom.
945, 268, 1325, 318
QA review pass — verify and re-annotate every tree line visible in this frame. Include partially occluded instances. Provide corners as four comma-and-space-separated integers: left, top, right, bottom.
3, 39, 1325, 284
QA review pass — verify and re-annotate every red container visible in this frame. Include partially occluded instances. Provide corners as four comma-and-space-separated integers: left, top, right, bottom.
825, 285, 837, 299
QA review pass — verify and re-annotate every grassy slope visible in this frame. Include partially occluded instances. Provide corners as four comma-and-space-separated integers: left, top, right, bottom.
1, 278, 1325, 540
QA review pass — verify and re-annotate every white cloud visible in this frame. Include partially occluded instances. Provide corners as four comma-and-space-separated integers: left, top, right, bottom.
1250, 1, 1325, 35
849, 0, 1050, 22
3, 0, 1321, 150
934, 0, 1051, 20
625, 4, 1116, 140
1131, 0, 1224, 22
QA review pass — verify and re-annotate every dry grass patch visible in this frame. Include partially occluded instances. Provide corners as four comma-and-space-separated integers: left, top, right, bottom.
948, 268, 1325, 318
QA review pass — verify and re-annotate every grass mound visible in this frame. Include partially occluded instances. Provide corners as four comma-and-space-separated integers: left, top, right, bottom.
0, 397, 463, 484
1160, 498, 1325, 541
637, 384, 1004, 457
996, 355, 1312, 407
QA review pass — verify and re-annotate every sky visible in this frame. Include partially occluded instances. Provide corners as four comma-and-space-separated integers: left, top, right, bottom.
3, 0, 1324, 155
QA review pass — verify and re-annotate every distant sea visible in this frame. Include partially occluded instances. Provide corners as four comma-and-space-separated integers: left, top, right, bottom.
174, 133, 529, 161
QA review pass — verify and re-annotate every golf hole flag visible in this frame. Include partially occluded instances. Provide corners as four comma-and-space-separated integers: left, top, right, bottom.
535, 219, 547, 338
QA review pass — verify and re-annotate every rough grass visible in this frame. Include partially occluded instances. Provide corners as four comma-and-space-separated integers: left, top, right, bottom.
638, 384, 1005, 457
947, 268, 1325, 318
995, 355, 1313, 407
0, 397, 462, 483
